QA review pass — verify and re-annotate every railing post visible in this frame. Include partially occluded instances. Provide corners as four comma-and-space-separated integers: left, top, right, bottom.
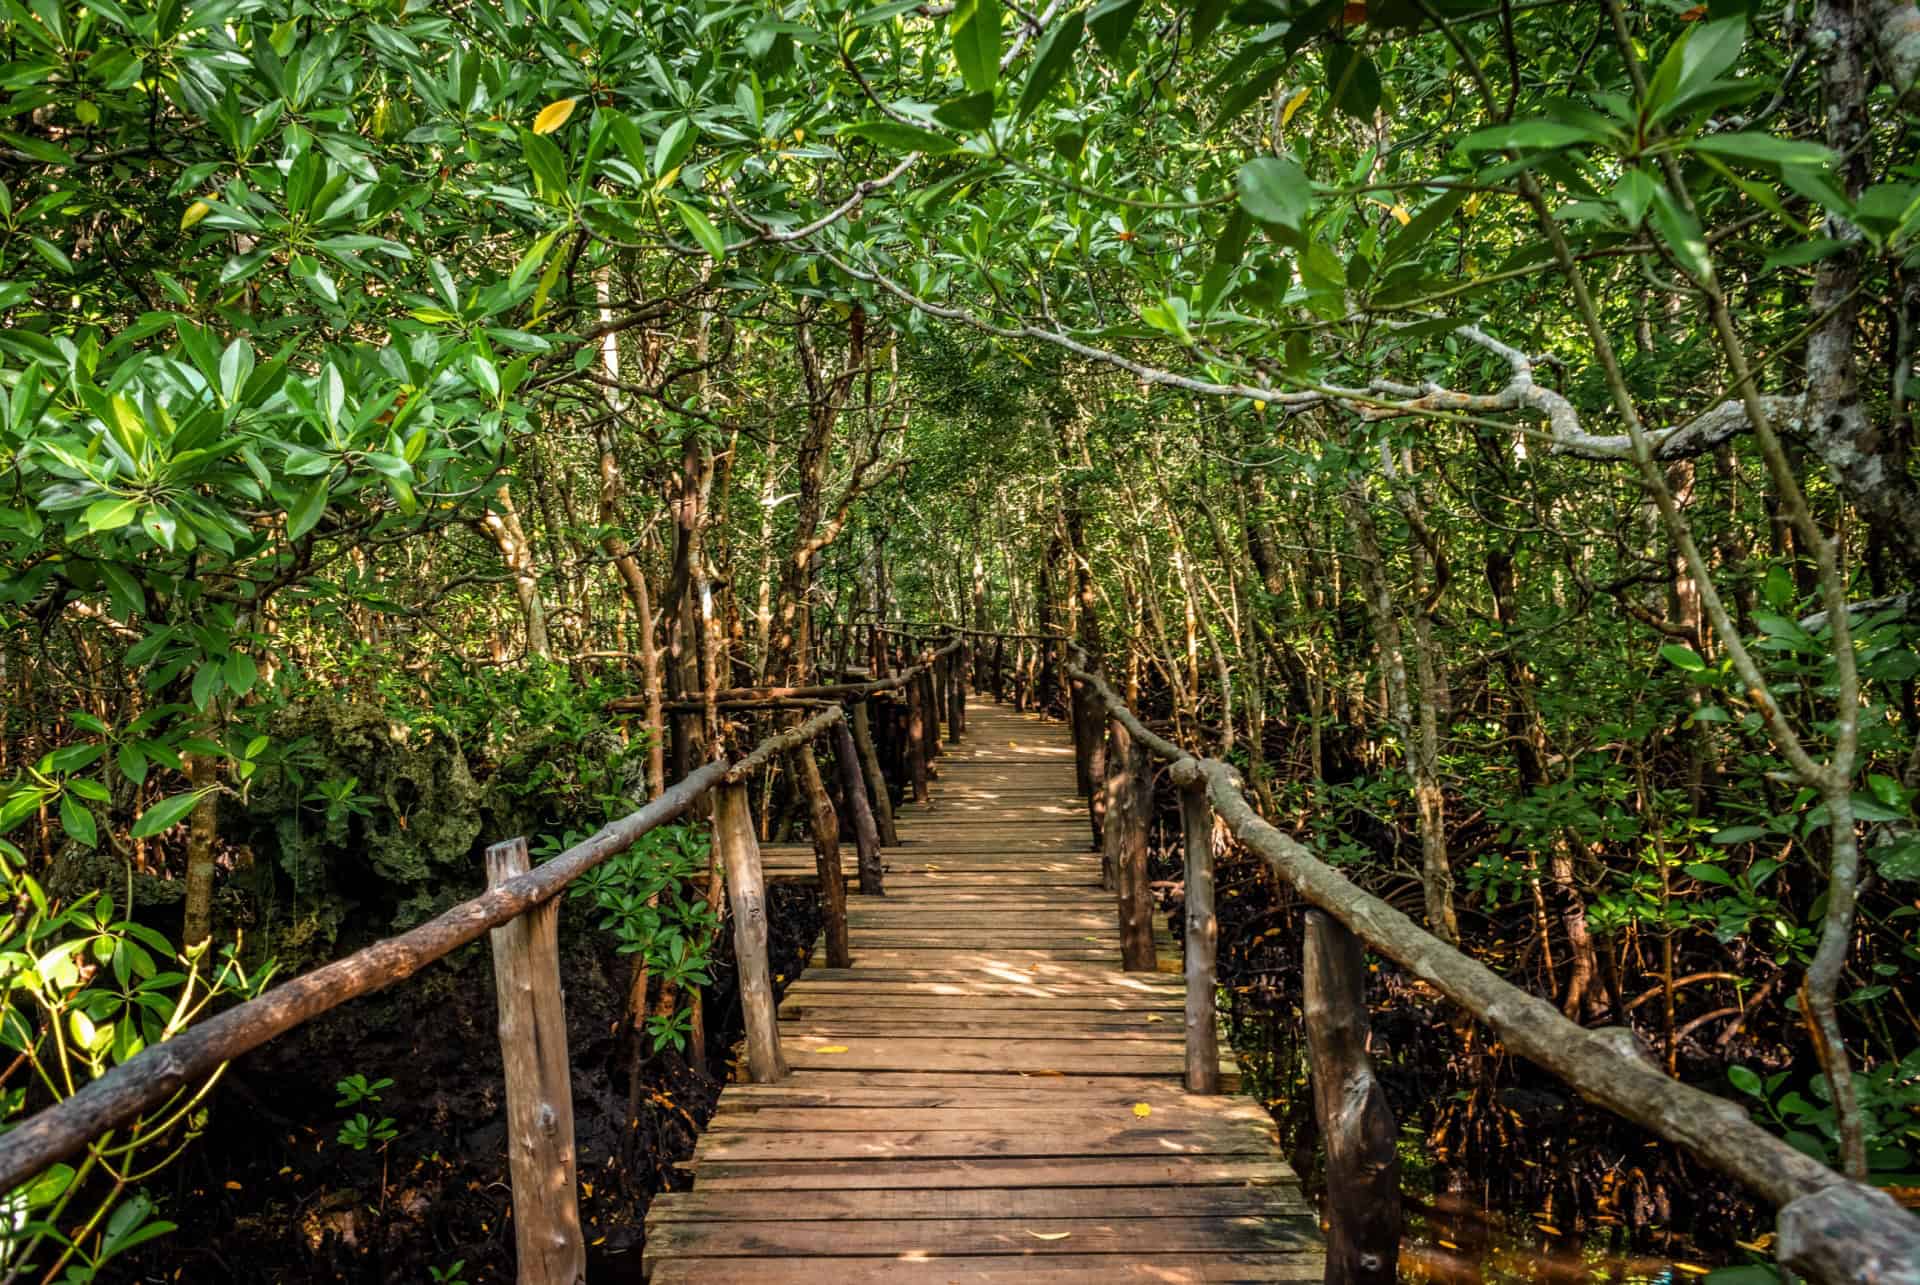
1103, 716, 1156, 971
920, 667, 942, 761
948, 648, 966, 737
906, 679, 930, 805
1304, 910, 1400, 1285
833, 716, 885, 894
715, 781, 788, 1081
1179, 779, 1220, 1093
793, 744, 850, 968
484, 838, 586, 1285
851, 697, 898, 846
993, 634, 1006, 698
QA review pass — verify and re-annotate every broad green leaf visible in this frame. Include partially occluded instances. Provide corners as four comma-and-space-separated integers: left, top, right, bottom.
839, 120, 959, 154
287, 479, 329, 540
1648, 188, 1712, 281
84, 498, 139, 533
952, 0, 1001, 94
1016, 12, 1083, 120
1237, 155, 1313, 231
1687, 132, 1835, 169
671, 200, 727, 260
132, 790, 202, 839
933, 92, 996, 132
1658, 642, 1706, 672
1462, 121, 1599, 152
60, 794, 97, 848
1087, 0, 1144, 57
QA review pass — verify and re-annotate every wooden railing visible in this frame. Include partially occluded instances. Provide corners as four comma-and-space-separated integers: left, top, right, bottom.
0, 634, 978, 1285
1041, 644, 1920, 1285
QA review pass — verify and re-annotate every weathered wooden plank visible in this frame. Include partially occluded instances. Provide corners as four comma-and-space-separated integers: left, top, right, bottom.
648, 1184, 1308, 1222
646, 1213, 1319, 1257
684, 1154, 1302, 1190
648, 1253, 1325, 1283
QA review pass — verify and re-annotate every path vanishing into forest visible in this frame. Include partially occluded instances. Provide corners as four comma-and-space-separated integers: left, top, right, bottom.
643, 696, 1325, 1282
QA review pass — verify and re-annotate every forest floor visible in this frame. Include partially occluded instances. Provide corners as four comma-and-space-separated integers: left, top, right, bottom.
125, 885, 824, 1283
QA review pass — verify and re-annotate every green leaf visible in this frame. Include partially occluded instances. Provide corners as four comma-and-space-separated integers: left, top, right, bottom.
287, 479, 329, 540
670, 200, 726, 260
224, 651, 258, 697
839, 120, 959, 155
1649, 188, 1712, 281
1611, 170, 1657, 227
1322, 45, 1380, 120
132, 790, 201, 839
84, 498, 139, 533
1237, 155, 1313, 231
1657, 16, 1747, 120
99, 561, 146, 616
1016, 12, 1083, 120
1710, 825, 1768, 845
60, 794, 97, 848
1087, 0, 1145, 57
1658, 642, 1706, 672
933, 91, 996, 132
1726, 1063, 1764, 1097
1462, 121, 1599, 152
1687, 132, 1835, 169
952, 0, 1001, 94
653, 117, 694, 178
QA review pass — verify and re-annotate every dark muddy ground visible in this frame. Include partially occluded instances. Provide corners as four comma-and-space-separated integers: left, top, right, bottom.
125, 882, 823, 1284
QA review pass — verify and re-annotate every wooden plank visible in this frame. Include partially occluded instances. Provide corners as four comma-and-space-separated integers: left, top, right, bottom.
648, 1184, 1309, 1222
649, 1253, 1326, 1283
684, 1154, 1303, 1191
646, 1213, 1319, 1257
705, 1105, 1274, 1133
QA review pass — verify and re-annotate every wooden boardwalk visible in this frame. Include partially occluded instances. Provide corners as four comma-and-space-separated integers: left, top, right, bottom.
644, 698, 1324, 1281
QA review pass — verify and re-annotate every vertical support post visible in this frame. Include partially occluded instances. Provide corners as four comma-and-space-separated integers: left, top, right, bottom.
993, 635, 1006, 698
715, 782, 787, 1081
852, 698, 898, 846
920, 668, 943, 760
485, 838, 586, 1285
1178, 778, 1219, 1093
1104, 717, 1156, 971
907, 679, 930, 805
793, 744, 850, 968
1304, 911, 1401, 1285
833, 716, 885, 894
948, 650, 966, 738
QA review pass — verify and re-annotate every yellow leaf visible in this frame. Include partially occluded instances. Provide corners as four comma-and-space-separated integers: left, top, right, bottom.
813, 1045, 849, 1054
181, 199, 213, 231
1144, 1014, 1165, 1023
1389, 204, 1411, 225
1252, 399, 1267, 412
1027, 1231, 1072, 1241
1280, 86, 1312, 129
1131, 1102, 1151, 1118
224, 1180, 243, 1190
532, 97, 578, 135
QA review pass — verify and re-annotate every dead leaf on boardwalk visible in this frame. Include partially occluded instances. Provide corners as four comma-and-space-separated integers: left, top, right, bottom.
813, 1045, 849, 1054
1132, 1103, 1152, 1118
1026, 1231, 1072, 1241
1144, 1014, 1165, 1023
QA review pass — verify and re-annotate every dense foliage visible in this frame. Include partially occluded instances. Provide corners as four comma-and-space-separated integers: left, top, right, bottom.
2, 0, 1918, 1276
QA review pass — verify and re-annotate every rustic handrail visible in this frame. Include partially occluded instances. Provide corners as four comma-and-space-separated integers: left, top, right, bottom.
1062, 650, 1920, 1285
0, 706, 854, 1204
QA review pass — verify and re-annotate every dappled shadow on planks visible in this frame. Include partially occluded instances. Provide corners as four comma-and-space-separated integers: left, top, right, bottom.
643, 698, 1324, 1283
